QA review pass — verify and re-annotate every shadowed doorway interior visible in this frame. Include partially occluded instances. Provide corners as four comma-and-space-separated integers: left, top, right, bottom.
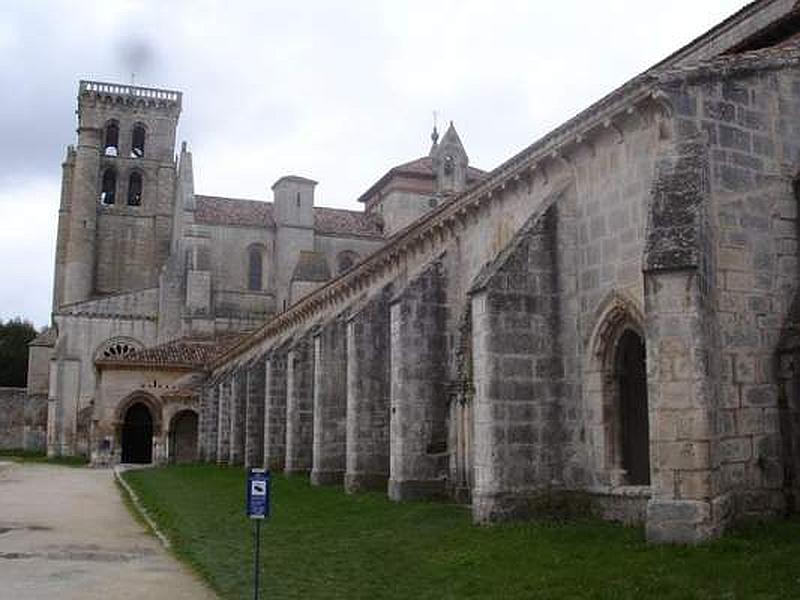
121, 402, 153, 464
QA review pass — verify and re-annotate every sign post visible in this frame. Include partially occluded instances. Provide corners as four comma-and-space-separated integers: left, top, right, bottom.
246, 468, 270, 600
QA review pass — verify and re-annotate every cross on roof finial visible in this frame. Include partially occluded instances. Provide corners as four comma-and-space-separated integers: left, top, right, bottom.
431, 110, 439, 145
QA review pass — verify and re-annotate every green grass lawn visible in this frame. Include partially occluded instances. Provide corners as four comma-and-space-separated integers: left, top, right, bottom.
0, 448, 88, 466
122, 465, 800, 600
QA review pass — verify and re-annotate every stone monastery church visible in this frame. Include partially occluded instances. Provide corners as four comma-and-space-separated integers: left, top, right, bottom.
26, 0, 800, 542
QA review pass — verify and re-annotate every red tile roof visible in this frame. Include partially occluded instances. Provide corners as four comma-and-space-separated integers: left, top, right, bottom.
357, 156, 486, 204
194, 195, 382, 238
195, 195, 275, 227
96, 335, 245, 369
313, 206, 383, 238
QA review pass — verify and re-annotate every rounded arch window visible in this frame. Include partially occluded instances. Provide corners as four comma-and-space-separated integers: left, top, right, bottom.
127, 171, 143, 206
131, 123, 146, 158
97, 337, 143, 361
100, 167, 117, 205
104, 121, 119, 156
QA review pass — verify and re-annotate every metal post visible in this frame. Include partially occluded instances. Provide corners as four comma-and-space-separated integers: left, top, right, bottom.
253, 519, 261, 600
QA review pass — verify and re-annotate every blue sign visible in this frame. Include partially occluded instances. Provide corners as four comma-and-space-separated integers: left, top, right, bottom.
246, 468, 270, 519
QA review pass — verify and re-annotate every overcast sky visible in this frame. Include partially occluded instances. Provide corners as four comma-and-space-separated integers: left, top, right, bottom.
0, 0, 749, 328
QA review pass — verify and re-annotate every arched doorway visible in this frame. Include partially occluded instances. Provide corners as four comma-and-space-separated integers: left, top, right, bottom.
121, 403, 153, 464
616, 329, 650, 485
170, 410, 198, 464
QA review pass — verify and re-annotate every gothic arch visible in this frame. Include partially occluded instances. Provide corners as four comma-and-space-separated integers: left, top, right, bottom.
585, 290, 650, 488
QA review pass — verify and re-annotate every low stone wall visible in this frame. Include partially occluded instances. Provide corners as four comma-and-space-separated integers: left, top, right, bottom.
0, 388, 47, 451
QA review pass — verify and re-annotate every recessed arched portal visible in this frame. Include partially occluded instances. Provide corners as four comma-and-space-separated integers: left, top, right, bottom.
616, 329, 650, 485
121, 402, 153, 464
169, 410, 198, 464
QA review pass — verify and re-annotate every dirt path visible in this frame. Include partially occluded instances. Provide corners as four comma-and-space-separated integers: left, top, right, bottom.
0, 461, 217, 599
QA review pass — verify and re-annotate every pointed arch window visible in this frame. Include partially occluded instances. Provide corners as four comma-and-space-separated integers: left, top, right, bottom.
104, 121, 119, 156
127, 172, 143, 206
100, 167, 117, 204
131, 124, 146, 158
248, 246, 263, 290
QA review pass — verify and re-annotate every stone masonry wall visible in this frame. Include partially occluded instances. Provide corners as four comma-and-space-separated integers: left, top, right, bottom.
389, 260, 449, 500
311, 315, 348, 485
264, 345, 289, 471
470, 205, 564, 521
285, 335, 315, 474
664, 62, 800, 520
0, 388, 46, 451
245, 360, 266, 468
345, 289, 392, 493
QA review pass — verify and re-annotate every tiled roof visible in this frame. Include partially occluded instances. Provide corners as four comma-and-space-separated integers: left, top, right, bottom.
96, 335, 245, 369
194, 195, 382, 238
314, 206, 383, 238
195, 195, 275, 227
357, 156, 487, 204
393, 156, 486, 181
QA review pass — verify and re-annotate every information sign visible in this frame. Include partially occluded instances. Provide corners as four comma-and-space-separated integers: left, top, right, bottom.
246, 468, 270, 519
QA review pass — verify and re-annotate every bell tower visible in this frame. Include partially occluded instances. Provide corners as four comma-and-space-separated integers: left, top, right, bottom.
53, 81, 182, 308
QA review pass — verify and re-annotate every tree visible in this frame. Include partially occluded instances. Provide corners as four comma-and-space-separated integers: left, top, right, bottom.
0, 318, 38, 387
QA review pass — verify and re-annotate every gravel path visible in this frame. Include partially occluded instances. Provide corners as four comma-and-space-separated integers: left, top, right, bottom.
0, 462, 217, 599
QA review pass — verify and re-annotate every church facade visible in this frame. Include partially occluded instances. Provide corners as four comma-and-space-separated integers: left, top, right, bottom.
29, 0, 800, 543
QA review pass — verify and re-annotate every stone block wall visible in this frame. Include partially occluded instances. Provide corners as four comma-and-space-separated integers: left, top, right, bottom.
389, 261, 450, 501
663, 63, 800, 522
311, 316, 348, 485
245, 360, 266, 468
285, 336, 315, 474
0, 388, 46, 451
264, 346, 289, 471
470, 206, 565, 521
345, 290, 391, 493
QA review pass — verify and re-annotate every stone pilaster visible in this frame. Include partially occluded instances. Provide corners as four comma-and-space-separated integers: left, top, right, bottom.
229, 370, 247, 465
245, 359, 266, 468
199, 382, 219, 462
264, 346, 289, 471
345, 291, 391, 493
216, 378, 231, 465
285, 336, 315, 475
311, 316, 348, 486
469, 207, 565, 522
388, 262, 449, 501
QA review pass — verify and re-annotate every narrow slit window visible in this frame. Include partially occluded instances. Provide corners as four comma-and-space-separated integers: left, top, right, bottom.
127, 172, 143, 206
100, 168, 117, 204
104, 122, 119, 156
131, 124, 146, 158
